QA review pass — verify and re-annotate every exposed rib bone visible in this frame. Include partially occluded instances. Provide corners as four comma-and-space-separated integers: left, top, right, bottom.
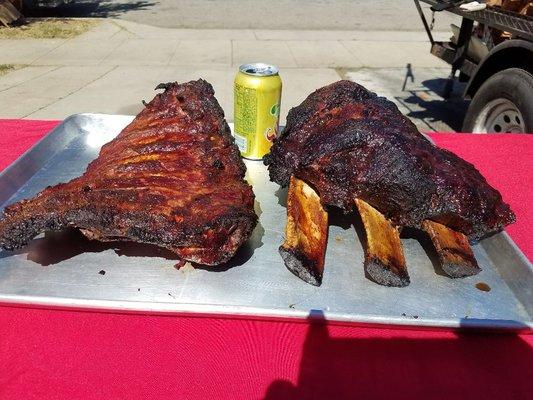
422, 220, 480, 278
355, 199, 409, 287
279, 176, 328, 286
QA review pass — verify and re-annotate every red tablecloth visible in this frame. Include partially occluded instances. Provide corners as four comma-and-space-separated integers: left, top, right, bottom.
0, 120, 531, 400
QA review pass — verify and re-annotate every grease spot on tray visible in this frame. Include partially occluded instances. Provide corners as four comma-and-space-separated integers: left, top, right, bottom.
475, 282, 491, 292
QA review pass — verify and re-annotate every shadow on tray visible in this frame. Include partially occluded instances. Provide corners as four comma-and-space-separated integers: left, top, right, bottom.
0, 218, 265, 272
263, 311, 532, 399
0, 228, 180, 266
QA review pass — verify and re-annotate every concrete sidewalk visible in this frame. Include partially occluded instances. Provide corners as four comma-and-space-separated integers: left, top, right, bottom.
0, 19, 463, 131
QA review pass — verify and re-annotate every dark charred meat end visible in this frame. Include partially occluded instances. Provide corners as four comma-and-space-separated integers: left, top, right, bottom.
265, 80, 515, 241
155, 82, 173, 91
0, 79, 257, 266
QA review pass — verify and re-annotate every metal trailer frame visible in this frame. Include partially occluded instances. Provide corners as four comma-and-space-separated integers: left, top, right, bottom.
414, 0, 533, 98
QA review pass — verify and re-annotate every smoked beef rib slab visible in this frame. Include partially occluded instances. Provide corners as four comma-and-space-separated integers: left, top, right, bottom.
265, 80, 515, 286
265, 80, 515, 241
0, 80, 257, 266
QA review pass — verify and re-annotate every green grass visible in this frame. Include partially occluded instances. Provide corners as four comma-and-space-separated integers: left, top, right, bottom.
0, 18, 99, 39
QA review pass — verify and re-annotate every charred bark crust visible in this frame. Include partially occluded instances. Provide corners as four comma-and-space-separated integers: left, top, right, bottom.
265, 80, 515, 241
0, 79, 257, 266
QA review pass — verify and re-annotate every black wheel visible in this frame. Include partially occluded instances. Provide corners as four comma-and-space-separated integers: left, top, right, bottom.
462, 68, 533, 133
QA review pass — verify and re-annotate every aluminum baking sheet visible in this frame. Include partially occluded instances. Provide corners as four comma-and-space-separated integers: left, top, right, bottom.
0, 114, 531, 331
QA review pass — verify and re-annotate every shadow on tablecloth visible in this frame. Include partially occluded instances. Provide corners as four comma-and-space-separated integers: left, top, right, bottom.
264, 312, 532, 399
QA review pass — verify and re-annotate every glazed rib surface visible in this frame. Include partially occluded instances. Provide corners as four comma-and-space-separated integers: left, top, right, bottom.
265, 80, 514, 241
0, 79, 257, 265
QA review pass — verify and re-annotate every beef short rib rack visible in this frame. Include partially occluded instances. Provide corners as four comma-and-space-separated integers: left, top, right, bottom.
265, 80, 515, 286
0, 79, 257, 266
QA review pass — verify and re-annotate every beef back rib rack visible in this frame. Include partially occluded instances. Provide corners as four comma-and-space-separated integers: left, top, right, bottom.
0, 79, 257, 266
265, 80, 515, 287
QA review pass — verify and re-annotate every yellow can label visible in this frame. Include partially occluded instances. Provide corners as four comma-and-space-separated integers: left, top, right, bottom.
234, 72, 282, 160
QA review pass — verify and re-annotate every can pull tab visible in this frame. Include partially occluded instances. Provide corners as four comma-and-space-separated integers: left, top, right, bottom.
239, 63, 279, 77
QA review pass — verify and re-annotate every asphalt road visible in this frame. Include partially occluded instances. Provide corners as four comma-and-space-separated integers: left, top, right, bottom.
30, 0, 459, 31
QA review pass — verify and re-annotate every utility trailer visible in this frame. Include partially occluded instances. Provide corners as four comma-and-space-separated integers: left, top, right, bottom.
414, 0, 533, 132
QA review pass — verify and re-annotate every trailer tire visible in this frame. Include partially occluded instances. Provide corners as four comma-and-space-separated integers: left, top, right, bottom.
462, 68, 533, 133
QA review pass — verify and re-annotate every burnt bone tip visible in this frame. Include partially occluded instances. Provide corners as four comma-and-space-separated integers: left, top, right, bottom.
279, 245, 323, 286
442, 261, 481, 278
366, 259, 410, 287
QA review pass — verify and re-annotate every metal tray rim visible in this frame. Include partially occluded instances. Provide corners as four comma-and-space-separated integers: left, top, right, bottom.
0, 115, 75, 181
1, 113, 531, 333
1, 293, 531, 333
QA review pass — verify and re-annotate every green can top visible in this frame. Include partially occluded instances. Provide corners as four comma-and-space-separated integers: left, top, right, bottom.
239, 63, 279, 77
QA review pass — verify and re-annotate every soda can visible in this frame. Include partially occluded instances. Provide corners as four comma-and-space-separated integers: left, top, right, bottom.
234, 63, 282, 160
